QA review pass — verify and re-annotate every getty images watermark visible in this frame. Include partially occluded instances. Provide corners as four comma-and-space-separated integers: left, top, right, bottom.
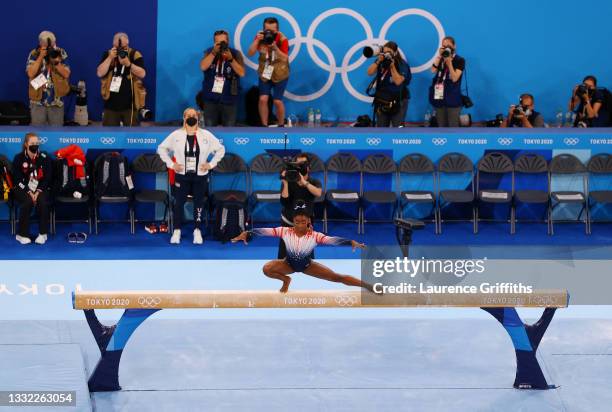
369, 256, 533, 295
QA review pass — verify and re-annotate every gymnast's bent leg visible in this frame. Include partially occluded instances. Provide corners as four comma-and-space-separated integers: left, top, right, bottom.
303, 261, 373, 291
262, 260, 295, 293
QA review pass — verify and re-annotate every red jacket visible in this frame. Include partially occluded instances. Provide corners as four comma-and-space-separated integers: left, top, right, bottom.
55, 144, 86, 179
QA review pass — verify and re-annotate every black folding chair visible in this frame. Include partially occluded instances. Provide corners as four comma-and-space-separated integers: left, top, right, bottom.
131, 153, 171, 232
436, 152, 475, 234
249, 153, 284, 226
397, 153, 437, 233
361, 153, 397, 233
586, 153, 612, 234
476, 152, 514, 233
513, 154, 550, 234
324, 152, 362, 233
549, 153, 588, 235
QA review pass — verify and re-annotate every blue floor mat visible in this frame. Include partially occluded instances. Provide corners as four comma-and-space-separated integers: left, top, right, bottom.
0, 219, 609, 260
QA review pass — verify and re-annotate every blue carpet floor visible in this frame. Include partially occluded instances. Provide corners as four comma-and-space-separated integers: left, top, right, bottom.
0, 219, 610, 260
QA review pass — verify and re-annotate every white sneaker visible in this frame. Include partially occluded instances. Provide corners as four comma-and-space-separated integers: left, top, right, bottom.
34, 234, 48, 245
193, 229, 203, 244
170, 229, 181, 244
16, 235, 31, 245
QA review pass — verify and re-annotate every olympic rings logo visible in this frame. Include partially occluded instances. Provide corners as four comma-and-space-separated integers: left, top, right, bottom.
564, 138, 580, 146
38, 136, 49, 144
235, 7, 445, 102
100, 137, 116, 145
138, 296, 162, 308
234, 137, 250, 145
431, 138, 447, 146
334, 295, 358, 306
300, 137, 316, 146
497, 138, 513, 146
366, 137, 382, 146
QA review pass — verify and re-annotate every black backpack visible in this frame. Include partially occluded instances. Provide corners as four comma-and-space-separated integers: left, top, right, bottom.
214, 199, 248, 243
55, 158, 89, 197
95, 152, 133, 198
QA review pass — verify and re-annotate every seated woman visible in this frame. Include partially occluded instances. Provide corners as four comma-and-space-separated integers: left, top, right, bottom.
232, 206, 372, 293
12, 132, 52, 244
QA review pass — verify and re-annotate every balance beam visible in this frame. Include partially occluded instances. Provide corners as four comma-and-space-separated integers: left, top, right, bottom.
73, 289, 568, 392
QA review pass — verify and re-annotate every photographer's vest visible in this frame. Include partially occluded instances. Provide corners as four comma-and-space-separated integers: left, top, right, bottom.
27, 48, 70, 103
257, 33, 290, 83
100, 49, 146, 109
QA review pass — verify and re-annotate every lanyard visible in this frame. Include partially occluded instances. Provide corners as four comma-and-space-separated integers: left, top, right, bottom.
185, 135, 198, 155
25, 153, 39, 178
216, 59, 226, 76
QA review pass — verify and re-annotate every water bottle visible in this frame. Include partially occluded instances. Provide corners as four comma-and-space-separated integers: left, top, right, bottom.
564, 111, 573, 128
555, 109, 563, 128
424, 110, 431, 127
315, 109, 322, 127
307, 108, 315, 128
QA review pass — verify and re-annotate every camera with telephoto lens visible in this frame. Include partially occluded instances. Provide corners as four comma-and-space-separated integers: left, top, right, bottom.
45, 38, 60, 61
218, 41, 228, 53
362, 44, 383, 58
262, 30, 276, 45
117, 39, 128, 59
513, 104, 525, 116
441, 47, 452, 58
282, 161, 309, 183
575, 84, 588, 98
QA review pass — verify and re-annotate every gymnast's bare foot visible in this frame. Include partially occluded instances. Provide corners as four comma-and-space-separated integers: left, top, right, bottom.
280, 277, 292, 293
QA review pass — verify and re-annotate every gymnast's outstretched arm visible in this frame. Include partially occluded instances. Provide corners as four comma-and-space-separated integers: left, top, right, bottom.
231, 228, 285, 244
313, 232, 366, 251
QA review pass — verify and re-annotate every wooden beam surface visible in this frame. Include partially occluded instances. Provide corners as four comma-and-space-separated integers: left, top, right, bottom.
73, 289, 569, 309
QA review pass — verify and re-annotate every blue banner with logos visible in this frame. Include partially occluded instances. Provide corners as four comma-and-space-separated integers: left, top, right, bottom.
1, 127, 611, 161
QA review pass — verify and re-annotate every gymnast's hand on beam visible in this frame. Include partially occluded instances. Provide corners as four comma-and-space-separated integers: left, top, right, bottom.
231, 231, 249, 245
351, 240, 365, 251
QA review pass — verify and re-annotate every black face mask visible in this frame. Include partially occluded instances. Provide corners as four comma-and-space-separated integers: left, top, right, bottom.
185, 117, 198, 127
28, 145, 39, 154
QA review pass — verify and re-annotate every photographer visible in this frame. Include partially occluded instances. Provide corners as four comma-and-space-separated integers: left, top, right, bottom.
278, 153, 322, 258
199, 30, 245, 126
12, 133, 52, 245
366, 41, 412, 127
429, 36, 465, 127
501, 93, 544, 128
247, 17, 290, 127
26, 31, 70, 126
157, 107, 225, 245
569, 75, 609, 127
96, 32, 146, 126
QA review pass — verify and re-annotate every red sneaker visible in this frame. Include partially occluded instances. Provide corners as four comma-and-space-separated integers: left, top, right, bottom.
145, 223, 158, 234
158, 222, 169, 233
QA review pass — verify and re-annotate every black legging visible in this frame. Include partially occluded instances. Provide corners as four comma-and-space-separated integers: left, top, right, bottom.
13, 188, 50, 237
173, 173, 209, 230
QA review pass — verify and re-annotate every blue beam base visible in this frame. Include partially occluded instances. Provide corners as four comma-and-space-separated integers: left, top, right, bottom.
84, 308, 160, 392
482, 307, 557, 389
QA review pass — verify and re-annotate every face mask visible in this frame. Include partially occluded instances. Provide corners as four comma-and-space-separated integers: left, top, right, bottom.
28, 145, 39, 154
185, 117, 198, 127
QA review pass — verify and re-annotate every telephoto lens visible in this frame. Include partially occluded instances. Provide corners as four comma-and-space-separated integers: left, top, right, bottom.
441, 47, 452, 58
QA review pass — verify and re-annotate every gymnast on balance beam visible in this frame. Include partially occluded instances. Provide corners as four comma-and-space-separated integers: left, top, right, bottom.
232, 204, 372, 293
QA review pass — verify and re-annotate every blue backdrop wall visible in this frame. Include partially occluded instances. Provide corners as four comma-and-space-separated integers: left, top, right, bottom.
155, 0, 611, 123
1, 1, 610, 124
0, 0, 158, 122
